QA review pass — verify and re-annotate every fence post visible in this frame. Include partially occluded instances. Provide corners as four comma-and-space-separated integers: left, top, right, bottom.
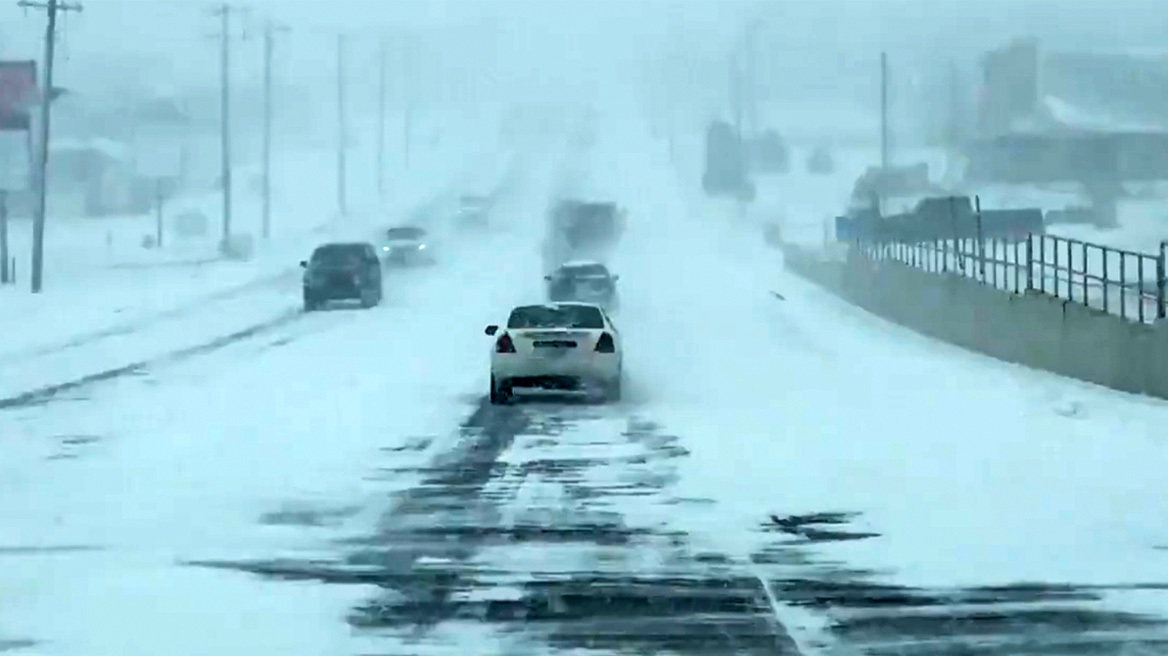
974, 195, 986, 283
1082, 241, 1089, 307
1025, 234, 1034, 291
1102, 248, 1110, 314
1157, 240, 1166, 320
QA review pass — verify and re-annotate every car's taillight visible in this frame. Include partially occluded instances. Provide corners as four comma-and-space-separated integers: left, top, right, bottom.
595, 332, 615, 353
496, 333, 516, 353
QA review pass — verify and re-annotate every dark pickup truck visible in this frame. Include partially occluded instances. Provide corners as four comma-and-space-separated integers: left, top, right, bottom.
835, 195, 1045, 243
550, 199, 625, 250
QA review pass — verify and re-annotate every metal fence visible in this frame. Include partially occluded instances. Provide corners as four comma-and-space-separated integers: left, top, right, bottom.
853, 233, 1168, 324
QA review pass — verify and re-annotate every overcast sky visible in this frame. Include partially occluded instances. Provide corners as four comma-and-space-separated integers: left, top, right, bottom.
1, 0, 1165, 114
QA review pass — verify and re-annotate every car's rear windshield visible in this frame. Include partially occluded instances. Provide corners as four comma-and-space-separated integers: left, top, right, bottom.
560, 263, 609, 278
312, 243, 365, 264
507, 304, 604, 329
386, 227, 425, 239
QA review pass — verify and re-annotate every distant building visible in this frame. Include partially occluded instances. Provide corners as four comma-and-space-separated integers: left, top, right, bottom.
964, 38, 1168, 184
46, 137, 156, 217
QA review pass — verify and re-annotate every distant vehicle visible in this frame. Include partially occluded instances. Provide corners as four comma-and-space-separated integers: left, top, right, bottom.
763, 222, 784, 247
750, 129, 791, 174
849, 163, 936, 205
381, 226, 435, 266
545, 260, 620, 310
455, 194, 491, 228
301, 242, 383, 311
547, 199, 626, 261
807, 145, 835, 175
485, 302, 623, 404
702, 120, 755, 201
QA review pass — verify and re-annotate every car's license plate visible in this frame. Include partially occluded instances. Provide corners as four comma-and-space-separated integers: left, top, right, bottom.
538, 347, 569, 358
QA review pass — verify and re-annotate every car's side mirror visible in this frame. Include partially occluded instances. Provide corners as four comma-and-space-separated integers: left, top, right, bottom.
543, 275, 551, 281
612, 274, 620, 281
485, 325, 499, 336
299, 260, 308, 268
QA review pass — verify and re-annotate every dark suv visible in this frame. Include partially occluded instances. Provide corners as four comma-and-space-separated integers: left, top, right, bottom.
301, 242, 383, 311
545, 261, 619, 310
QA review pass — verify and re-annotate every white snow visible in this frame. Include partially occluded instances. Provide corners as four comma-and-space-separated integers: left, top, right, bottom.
5, 105, 1168, 655
0, 140, 562, 654
0, 110, 508, 379
606, 119, 1168, 623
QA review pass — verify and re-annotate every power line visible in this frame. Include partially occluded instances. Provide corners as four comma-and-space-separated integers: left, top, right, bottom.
17, 0, 82, 294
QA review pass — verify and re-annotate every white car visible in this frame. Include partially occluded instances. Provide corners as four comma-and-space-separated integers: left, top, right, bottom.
485, 302, 623, 404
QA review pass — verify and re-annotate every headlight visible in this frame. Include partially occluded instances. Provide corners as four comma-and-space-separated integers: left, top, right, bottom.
417, 244, 426, 250
382, 246, 390, 251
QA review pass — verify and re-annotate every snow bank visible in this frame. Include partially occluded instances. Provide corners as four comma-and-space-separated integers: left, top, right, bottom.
604, 113, 1168, 622
0, 108, 508, 362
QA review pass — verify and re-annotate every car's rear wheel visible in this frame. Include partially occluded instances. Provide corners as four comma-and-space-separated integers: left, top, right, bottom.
303, 291, 321, 312
359, 286, 379, 309
601, 373, 622, 403
490, 375, 512, 405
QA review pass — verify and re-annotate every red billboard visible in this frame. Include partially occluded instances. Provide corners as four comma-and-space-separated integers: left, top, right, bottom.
0, 60, 38, 131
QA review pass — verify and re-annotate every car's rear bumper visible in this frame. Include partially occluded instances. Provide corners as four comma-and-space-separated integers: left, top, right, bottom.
492, 353, 619, 386
304, 283, 367, 300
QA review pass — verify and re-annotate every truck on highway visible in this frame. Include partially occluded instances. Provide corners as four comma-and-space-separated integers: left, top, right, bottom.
702, 120, 755, 201
544, 199, 627, 266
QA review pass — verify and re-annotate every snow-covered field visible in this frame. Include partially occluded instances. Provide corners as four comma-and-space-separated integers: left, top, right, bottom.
0, 109, 512, 392
3, 110, 1168, 656
0, 108, 505, 360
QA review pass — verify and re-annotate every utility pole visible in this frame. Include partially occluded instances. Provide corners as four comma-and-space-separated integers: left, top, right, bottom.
262, 21, 272, 238
336, 32, 347, 216
376, 37, 386, 200
743, 23, 759, 141
154, 179, 165, 249
210, 3, 234, 246
402, 35, 412, 170
1, 190, 9, 284
18, 0, 83, 294
261, 20, 288, 239
730, 50, 743, 141
880, 51, 889, 171
947, 59, 960, 153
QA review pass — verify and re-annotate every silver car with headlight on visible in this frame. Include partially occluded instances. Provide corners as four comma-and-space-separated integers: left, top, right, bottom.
381, 225, 436, 266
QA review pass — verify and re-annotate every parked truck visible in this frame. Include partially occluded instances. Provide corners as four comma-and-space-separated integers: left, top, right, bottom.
836, 195, 1044, 243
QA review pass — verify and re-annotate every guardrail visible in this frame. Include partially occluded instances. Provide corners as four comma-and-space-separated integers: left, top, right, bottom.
853, 234, 1168, 324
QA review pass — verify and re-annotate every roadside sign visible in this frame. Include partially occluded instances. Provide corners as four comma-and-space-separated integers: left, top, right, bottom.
0, 60, 37, 132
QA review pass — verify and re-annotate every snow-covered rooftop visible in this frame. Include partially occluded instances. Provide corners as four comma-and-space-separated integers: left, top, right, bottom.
1008, 95, 1167, 134
50, 137, 132, 161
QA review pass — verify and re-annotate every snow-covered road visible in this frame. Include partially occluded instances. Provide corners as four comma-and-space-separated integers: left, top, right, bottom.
3, 117, 1168, 656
